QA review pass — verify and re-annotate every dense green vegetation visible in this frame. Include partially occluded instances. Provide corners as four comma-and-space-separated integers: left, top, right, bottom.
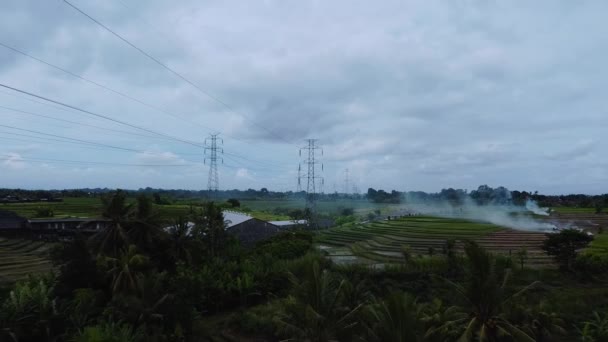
1, 190, 607, 341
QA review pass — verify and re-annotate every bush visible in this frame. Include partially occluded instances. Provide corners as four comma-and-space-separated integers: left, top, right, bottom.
227, 198, 241, 208
574, 253, 608, 280
232, 301, 283, 338
253, 231, 313, 260
34, 207, 54, 218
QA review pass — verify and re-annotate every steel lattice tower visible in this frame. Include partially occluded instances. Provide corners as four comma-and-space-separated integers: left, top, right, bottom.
297, 164, 302, 192
344, 168, 350, 195
204, 133, 223, 192
300, 139, 323, 214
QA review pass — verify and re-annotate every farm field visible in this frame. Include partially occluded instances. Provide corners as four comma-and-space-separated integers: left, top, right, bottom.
1, 197, 291, 221
585, 233, 608, 256
0, 238, 54, 285
240, 199, 399, 216
551, 207, 597, 214
317, 216, 553, 268
1, 197, 102, 218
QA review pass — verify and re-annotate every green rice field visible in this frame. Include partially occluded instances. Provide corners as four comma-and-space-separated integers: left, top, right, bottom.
0, 238, 54, 285
585, 233, 608, 256
317, 216, 554, 268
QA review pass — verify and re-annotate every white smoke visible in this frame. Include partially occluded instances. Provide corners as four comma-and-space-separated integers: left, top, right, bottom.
525, 199, 550, 216
401, 193, 556, 232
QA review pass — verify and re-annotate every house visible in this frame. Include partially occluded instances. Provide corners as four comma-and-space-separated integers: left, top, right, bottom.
0, 210, 29, 230
29, 218, 111, 233
226, 218, 280, 247
269, 219, 308, 230
164, 211, 281, 247
223, 211, 281, 247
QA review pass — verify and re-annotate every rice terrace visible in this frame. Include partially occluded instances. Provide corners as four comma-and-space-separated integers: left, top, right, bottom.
0, 238, 53, 285
318, 216, 552, 267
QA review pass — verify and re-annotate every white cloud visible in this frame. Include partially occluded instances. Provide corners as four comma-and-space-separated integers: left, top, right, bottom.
2, 152, 26, 169
0, 0, 606, 194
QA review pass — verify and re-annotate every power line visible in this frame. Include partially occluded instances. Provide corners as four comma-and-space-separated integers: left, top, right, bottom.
0, 83, 204, 148
63, 0, 299, 147
0, 105, 165, 140
0, 154, 199, 167
0, 41, 219, 135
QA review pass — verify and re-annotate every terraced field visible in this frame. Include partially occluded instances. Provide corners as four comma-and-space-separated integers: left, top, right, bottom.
0, 238, 54, 285
317, 216, 553, 268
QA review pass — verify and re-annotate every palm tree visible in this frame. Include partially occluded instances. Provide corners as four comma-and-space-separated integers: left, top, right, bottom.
105, 245, 149, 296
519, 303, 566, 342
90, 190, 133, 257
192, 202, 227, 258
363, 291, 427, 342
438, 241, 539, 342
127, 194, 166, 254
167, 216, 195, 264
0, 276, 57, 341
275, 260, 362, 341
577, 311, 608, 342
424, 299, 468, 342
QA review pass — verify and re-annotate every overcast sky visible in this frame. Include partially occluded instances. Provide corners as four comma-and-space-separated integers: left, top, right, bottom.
0, 0, 606, 194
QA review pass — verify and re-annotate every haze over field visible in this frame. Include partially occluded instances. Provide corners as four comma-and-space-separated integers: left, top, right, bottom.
0, 1, 607, 194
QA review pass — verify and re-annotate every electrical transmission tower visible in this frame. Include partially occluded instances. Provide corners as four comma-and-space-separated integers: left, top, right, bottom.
297, 164, 302, 192
299, 139, 323, 216
344, 168, 350, 195
204, 133, 223, 192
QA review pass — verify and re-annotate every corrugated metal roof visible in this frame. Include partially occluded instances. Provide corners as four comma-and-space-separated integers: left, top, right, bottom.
224, 211, 254, 228
269, 220, 307, 226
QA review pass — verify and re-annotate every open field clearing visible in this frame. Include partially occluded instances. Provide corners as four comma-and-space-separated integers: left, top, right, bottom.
317, 216, 554, 268
551, 207, 598, 214
585, 233, 608, 256
240, 199, 401, 216
546, 211, 608, 234
0, 238, 54, 285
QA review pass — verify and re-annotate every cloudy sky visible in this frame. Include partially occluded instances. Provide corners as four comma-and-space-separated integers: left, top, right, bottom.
0, 0, 606, 194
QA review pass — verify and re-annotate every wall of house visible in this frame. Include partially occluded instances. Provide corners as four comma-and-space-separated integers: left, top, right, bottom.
226, 219, 279, 247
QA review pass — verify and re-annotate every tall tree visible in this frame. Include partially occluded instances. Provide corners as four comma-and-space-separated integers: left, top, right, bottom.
363, 292, 427, 342
90, 190, 132, 257
542, 229, 594, 270
440, 241, 538, 342
192, 202, 227, 258
276, 260, 362, 341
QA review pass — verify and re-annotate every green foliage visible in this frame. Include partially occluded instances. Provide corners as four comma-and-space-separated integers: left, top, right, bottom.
335, 215, 357, 226
516, 248, 528, 271
274, 259, 362, 341
252, 231, 313, 260
34, 206, 54, 218
0, 275, 58, 341
573, 253, 608, 280
577, 311, 608, 342
226, 198, 240, 208
71, 320, 142, 342
441, 241, 539, 342
543, 229, 594, 270
363, 292, 426, 342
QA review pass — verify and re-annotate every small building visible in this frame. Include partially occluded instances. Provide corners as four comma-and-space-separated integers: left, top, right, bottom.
0, 210, 29, 232
164, 211, 283, 247
28, 218, 111, 233
226, 218, 280, 247
269, 219, 308, 230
